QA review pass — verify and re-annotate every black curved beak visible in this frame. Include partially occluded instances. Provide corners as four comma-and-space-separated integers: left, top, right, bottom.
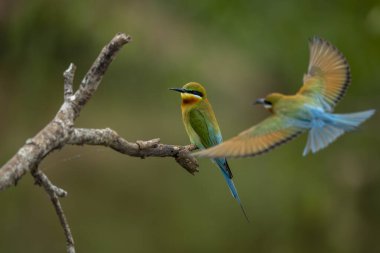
169, 88, 186, 93
254, 98, 266, 105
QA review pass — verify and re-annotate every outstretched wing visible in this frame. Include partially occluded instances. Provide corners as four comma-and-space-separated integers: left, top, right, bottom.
193, 115, 305, 158
298, 36, 351, 110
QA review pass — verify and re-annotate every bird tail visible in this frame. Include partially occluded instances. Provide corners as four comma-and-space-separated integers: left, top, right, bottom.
303, 109, 375, 156
329, 109, 375, 131
214, 159, 250, 222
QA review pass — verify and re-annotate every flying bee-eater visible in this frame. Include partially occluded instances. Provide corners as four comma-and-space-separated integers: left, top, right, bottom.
170, 82, 249, 221
194, 36, 375, 158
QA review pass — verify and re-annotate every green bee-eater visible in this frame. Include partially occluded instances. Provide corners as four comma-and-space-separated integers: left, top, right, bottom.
170, 82, 248, 221
195, 36, 375, 158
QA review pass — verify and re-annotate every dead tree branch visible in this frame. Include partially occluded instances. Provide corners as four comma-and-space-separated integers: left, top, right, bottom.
32, 169, 75, 253
0, 33, 199, 253
67, 128, 199, 173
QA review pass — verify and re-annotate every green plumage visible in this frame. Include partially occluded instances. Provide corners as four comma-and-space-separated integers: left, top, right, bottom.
170, 82, 248, 221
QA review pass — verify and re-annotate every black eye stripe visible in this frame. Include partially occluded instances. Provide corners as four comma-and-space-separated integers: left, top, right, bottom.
264, 100, 272, 105
187, 90, 203, 97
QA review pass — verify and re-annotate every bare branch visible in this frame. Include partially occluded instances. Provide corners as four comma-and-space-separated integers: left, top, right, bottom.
0, 120, 72, 191
32, 169, 68, 198
67, 128, 199, 174
32, 169, 75, 253
64, 63, 76, 101
0, 33, 199, 252
72, 33, 132, 119
0, 33, 133, 191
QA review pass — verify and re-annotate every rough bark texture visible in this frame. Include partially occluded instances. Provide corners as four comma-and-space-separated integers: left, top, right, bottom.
0, 33, 199, 253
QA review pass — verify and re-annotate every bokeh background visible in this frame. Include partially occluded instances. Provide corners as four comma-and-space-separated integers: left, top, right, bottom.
1, 0, 380, 252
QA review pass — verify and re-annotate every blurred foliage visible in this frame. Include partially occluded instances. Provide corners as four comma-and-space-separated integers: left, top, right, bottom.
0, 0, 380, 252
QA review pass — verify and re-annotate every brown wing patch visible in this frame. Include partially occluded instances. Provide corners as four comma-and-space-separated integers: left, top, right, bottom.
193, 117, 304, 158
299, 36, 351, 107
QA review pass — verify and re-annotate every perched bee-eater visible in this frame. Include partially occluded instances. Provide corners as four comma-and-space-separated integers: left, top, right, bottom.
170, 82, 248, 221
195, 36, 375, 158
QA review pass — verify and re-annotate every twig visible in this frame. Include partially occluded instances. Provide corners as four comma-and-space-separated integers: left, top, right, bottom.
32, 169, 75, 253
64, 63, 76, 101
72, 33, 132, 119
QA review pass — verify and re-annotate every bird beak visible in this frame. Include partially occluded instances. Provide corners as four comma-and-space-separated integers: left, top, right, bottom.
254, 98, 265, 105
169, 88, 186, 93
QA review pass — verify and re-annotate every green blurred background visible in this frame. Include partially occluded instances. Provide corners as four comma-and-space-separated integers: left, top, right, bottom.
1, 0, 380, 252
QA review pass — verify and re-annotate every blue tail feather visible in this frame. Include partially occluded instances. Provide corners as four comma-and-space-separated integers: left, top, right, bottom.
214, 158, 250, 222
303, 109, 375, 155
330, 110, 375, 131
303, 125, 344, 155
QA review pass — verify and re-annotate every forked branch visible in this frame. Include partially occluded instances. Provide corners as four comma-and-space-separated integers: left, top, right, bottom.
0, 33, 199, 253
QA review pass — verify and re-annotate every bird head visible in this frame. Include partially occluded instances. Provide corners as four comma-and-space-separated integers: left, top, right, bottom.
169, 82, 207, 105
254, 93, 283, 111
